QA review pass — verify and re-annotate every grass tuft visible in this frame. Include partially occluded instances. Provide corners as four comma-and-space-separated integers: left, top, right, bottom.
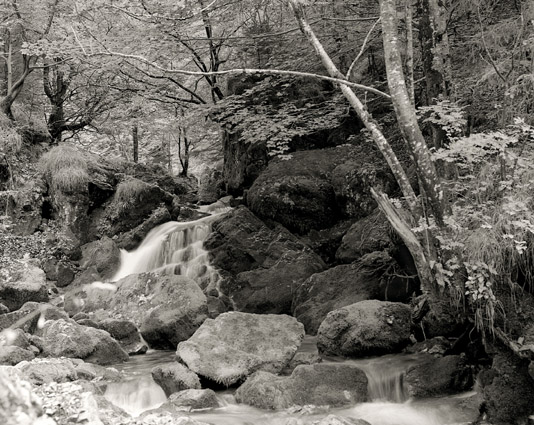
39, 145, 89, 194
113, 177, 151, 213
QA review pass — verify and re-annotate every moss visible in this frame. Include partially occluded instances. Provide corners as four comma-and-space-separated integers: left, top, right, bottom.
112, 177, 151, 214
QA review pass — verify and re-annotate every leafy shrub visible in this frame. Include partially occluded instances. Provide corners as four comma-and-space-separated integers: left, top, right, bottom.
39, 145, 89, 194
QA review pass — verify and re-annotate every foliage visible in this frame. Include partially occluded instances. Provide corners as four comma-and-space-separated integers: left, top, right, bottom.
39, 145, 89, 194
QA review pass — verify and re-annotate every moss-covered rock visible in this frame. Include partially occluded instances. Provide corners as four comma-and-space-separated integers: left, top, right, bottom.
151, 363, 201, 397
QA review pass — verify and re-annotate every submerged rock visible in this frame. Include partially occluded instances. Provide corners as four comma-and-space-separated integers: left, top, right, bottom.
235, 363, 368, 409
40, 319, 128, 365
177, 312, 304, 386
205, 207, 325, 314
151, 363, 201, 397
317, 300, 412, 357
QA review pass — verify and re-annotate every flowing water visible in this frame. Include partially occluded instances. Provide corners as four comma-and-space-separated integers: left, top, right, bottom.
103, 204, 480, 424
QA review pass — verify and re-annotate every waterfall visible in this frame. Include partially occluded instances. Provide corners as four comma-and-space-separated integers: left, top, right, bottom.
111, 209, 230, 292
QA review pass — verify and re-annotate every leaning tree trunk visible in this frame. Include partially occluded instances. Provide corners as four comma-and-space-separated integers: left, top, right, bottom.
132, 124, 139, 163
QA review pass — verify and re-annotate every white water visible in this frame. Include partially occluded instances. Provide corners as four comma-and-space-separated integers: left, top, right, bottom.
111, 209, 230, 292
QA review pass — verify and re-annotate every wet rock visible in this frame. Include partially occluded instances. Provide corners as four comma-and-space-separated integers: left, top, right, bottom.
16, 358, 77, 385
163, 389, 220, 410
292, 260, 384, 335
151, 363, 201, 397
0, 345, 35, 365
80, 237, 121, 279
198, 167, 225, 205
335, 209, 391, 263
177, 312, 304, 386
0, 260, 49, 311
404, 336, 451, 356
97, 319, 147, 355
75, 362, 121, 382
65, 273, 208, 350
116, 206, 171, 250
301, 220, 354, 265
40, 319, 129, 365
235, 363, 368, 409
317, 300, 412, 357
205, 207, 325, 314
0, 367, 55, 425
405, 354, 473, 397
283, 352, 322, 375
0, 303, 9, 314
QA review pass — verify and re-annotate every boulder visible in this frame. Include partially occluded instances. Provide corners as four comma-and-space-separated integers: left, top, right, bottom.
164, 389, 220, 410
335, 209, 391, 263
40, 319, 129, 365
235, 363, 368, 409
205, 207, 325, 314
317, 300, 412, 357
16, 358, 77, 385
405, 354, 473, 398
283, 352, 322, 375
151, 363, 201, 397
246, 145, 394, 235
55, 261, 76, 288
0, 303, 9, 314
0, 302, 69, 333
74, 362, 121, 382
0, 261, 48, 311
97, 318, 147, 355
0, 367, 55, 425
292, 260, 384, 335
301, 220, 354, 265
64, 272, 209, 349
2, 185, 45, 236
177, 312, 304, 386
0, 328, 31, 349
0, 346, 35, 365
80, 237, 121, 279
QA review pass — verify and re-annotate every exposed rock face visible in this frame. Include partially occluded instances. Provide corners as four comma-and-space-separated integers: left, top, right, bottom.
405, 354, 473, 398
235, 363, 368, 409
176, 312, 304, 386
335, 209, 391, 263
292, 260, 384, 335
16, 358, 78, 385
64, 273, 209, 350
1, 185, 45, 236
205, 207, 325, 314
317, 300, 412, 357
80, 237, 121, 280
246, 145, 394, 235
151, 363, 201, 397
40, 319, 128, 365
0, 261, 49, 311
115, 206, 171, 250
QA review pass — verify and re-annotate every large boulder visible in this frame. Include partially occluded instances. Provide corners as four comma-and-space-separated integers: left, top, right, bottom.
0, 261, 49, 311
151, 363, 201, 397
235, 363, 368, 409
64, 272, 209, 349
1, 185, 45, 236
80, 237, 121, 279
317, 300, 412, 357
0, 302, 69, 333
246, 145, 394, 235
16, 358, 78, 385
405, 354, 473, 398
176, 312, 304, 386
97, 318, 147, 355
335, 209, 391, 263
40, 319, 128, 365
205, 207, 325, 314
292, 260, 383, 335
0, 346, 35, 365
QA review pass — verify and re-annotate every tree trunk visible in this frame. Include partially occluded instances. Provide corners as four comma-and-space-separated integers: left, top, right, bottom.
132, 125, 139, 163
178, 126, 189, 177
380, 0, 446, 225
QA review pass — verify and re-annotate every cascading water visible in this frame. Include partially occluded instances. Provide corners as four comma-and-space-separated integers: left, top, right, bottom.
111, 209, 230, 293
